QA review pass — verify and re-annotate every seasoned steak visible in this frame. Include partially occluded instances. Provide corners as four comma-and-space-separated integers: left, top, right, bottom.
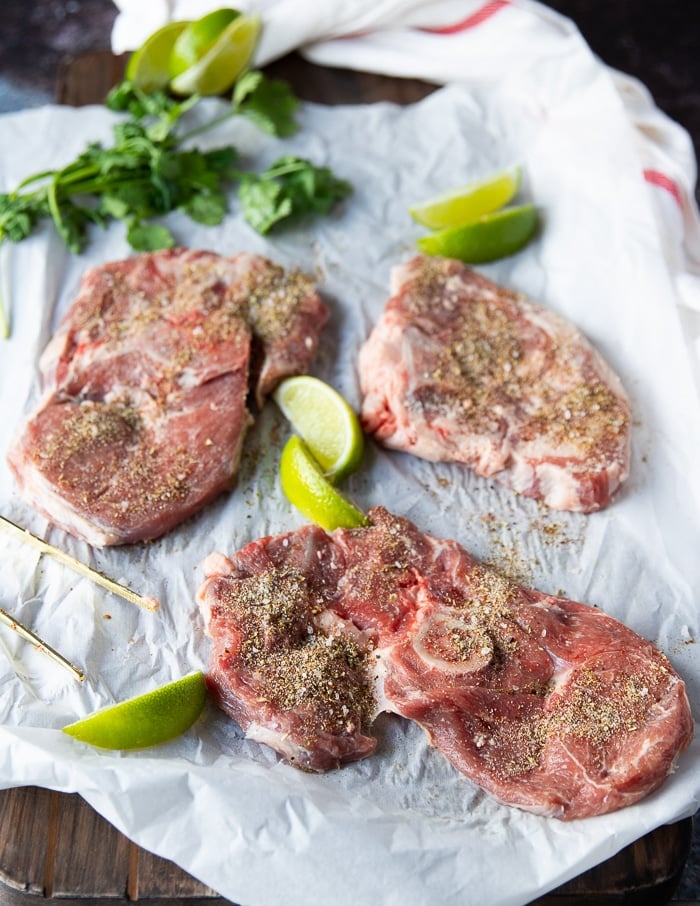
8, 249, 328, 545
198, 526, 380, 771
358, 256, 631, 512
199, 508, 693, 819
333, 509, 693, 819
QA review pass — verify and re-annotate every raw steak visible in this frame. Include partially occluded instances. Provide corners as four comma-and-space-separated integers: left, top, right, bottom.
199, 508, 693, 820
198, 526, 381, 771
8, 249, 327, 546
358, 256, 631, 512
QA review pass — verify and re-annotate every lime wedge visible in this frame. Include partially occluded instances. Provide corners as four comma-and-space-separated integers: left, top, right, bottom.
63, 672, 207, 750
409, 166, 522, 230
279, 436, 369, 532
170, 13, 261, 96
125, 20, 192, 92
417, 204, 538, 263
273, 376, 364, 483
169, 8, 241, 78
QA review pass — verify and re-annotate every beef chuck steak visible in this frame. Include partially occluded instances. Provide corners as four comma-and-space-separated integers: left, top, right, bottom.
199, 508, 693, 820
358, 256, 632, 512
8, 249, 328, 546
333, 509, 693, 819
198, 525, 380, 771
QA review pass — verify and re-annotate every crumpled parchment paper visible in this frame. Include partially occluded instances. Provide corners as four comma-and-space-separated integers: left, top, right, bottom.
0, 5, 699, 904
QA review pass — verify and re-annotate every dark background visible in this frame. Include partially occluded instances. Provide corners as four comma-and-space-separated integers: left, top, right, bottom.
0, 0, 697, 902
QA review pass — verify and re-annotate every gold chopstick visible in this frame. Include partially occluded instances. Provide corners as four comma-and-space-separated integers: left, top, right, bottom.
0, 607, 85, 682
0, 516, 159, 612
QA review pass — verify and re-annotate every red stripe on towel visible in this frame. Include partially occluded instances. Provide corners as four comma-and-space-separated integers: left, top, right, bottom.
421, 0, 510, 35
644, 169, 683, 209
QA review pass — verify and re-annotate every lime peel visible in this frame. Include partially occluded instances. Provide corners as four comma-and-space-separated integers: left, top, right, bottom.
125, 20, 192, 92
417, 203, 538, 264
169, 8, 241, 77
62, 671, 207, 750
273, 376, 364, 483
280, 436, 369, 532
409, 165, 522, 230
169, 12, 262, 96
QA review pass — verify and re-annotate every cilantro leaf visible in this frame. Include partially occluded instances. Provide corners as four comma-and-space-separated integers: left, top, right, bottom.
232, 71, 299, 137
106, 81, 184, 123
238, 156, 351, 234
51, 199, 99, 253
126, 222, 175, 251
238, 180, 293, 234
201, 146, 239, 174
185, 191, 228, 225
0, 193, 46, 242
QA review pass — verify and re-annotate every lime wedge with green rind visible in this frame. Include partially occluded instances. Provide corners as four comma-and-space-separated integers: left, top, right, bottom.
125, 20, 192, 92
273, 376, 364, 484
169, 8, 241, 78
417, 204, 538, 263
409, 165, 522, 230
63, 672, 207, 750
170, 13, 261, 96
280, 436, 369, 531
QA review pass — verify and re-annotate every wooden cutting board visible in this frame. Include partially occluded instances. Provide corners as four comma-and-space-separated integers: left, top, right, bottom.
0, 49, 693, 906
0, 785, 692, 904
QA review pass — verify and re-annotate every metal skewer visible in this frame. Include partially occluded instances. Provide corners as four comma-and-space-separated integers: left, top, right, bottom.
0, 607, 85, 682
0, 516, 159, 612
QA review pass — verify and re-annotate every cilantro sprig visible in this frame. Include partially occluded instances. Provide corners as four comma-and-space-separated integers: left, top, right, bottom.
237, 156, 352, 235
0, 71, 351, 339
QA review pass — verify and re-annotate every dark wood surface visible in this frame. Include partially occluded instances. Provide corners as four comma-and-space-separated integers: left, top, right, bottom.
0, 49, 694, 906
0, 786, 693, 905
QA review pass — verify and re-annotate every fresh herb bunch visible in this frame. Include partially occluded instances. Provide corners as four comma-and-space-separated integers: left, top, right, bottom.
0, 70, 351, 339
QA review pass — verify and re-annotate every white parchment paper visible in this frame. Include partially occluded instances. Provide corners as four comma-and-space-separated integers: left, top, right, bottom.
0, 46, 699, 906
